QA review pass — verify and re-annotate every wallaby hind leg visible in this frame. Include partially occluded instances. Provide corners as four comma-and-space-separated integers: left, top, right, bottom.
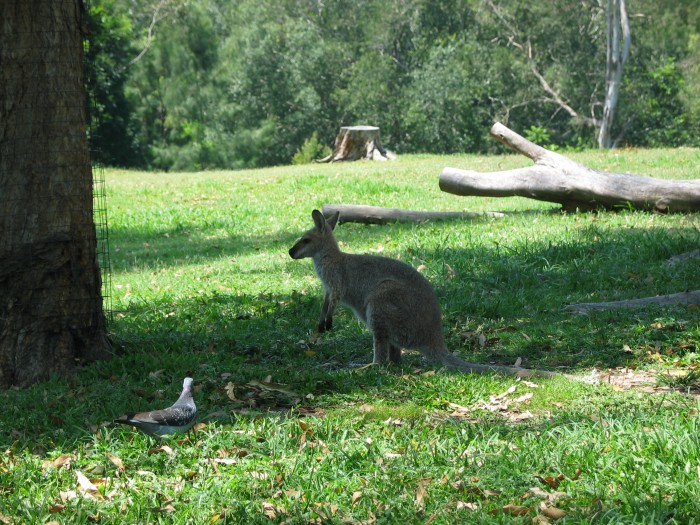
372, 335, 392, 364
389, 345, 402, 364
318, 290, 340, 333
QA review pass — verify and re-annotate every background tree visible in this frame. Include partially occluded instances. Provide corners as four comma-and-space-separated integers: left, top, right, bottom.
0, 0, 110, 387
598, 0, 630, 148
85, 0, 141, 166
86, 0, 700, 170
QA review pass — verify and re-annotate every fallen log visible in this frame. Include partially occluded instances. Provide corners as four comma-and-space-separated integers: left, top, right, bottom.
665, 249, 700, 266
322, 204, 504, 225
565, 290, 700, 313
439, 122, 700, 212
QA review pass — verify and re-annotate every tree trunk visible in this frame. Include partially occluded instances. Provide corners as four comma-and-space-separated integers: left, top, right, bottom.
316, 126, 396, 163
439, 122, 700, 212
321, 204, 504, 225
0, 0, 111, 388
597, 0, 630, 148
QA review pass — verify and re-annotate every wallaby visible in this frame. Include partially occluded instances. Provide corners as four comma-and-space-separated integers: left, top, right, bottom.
289, 210, 556, 378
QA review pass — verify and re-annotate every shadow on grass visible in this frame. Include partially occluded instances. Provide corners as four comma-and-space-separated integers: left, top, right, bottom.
2, 213, 698, 451
106, 207, 529, 273
108, 223, 303, 272
108, 212, 700, 378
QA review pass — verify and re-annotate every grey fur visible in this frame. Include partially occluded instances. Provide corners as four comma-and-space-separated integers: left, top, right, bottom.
289, 210, 555, 378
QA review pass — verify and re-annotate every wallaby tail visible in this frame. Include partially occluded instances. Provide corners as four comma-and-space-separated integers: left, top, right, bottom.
440, 352, 559, 379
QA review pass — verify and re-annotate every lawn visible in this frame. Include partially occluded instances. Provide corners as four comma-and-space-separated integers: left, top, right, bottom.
2, 149, 700, 524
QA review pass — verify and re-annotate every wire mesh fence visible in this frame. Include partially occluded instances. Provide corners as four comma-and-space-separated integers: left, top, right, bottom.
92, 164, 112, 322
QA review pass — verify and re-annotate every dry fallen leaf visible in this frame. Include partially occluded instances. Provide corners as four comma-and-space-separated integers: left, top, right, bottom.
456, 501, 478, 511
514, 392, 534, 403
75, 471, 99, 494
225, 382, 236, 401
106, 453, 125, 472
527, 487, 569, 503
352, 491, 362, 506
415, 478, 431, 508
148, 445, 174, 456
540, 505, 567, 520
43, 454, 74, 470
153, 504, 176, 513
262, 502, 284, 520
214, 458, 238, 466
497, 504, 531, 516
60, 490, 78, 502
535, 474, 565, 490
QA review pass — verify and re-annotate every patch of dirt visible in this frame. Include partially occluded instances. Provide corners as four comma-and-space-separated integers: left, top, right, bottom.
593, 368, 699, 395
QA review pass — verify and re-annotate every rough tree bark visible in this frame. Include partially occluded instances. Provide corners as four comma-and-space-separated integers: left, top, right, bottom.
0, 0, 111, 387
439, 122, 700, 212
316, 126, 396, 163
321, 204, 504, 225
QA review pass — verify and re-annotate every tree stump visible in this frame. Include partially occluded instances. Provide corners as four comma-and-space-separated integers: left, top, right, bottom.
316, 125, 396, 163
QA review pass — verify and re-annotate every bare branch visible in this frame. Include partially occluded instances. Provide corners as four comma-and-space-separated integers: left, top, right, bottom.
129, 0, 170, 66
485, 0, 598, 129
528, 62, 600, 127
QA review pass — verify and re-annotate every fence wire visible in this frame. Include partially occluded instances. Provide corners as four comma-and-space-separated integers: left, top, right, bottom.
84, 0, 112, 324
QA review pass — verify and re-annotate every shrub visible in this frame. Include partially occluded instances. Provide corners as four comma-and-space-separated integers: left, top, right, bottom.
292, 132, 331, 165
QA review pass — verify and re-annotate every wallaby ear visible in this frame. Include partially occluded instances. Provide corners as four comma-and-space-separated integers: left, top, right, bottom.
311, 209, 326, 231
326, 211, 340, 231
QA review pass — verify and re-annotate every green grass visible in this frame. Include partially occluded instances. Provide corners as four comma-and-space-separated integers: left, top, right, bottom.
2, 150, 700, 523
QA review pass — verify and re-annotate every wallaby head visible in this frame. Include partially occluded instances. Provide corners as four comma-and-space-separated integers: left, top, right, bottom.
288, 209, 340, 260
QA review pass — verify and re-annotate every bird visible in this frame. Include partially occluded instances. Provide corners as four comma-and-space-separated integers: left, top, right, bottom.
114, 377, 197, 437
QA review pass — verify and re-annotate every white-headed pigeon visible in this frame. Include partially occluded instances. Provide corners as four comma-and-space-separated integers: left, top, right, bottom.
114, 377, 196, 437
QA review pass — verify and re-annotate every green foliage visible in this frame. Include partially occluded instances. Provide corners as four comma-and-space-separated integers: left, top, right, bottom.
87, 0, 700, 170
85, 0, 141, 166
622, 59, 697, 147
523, 125, 551, 145
292, 132, 331, 164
